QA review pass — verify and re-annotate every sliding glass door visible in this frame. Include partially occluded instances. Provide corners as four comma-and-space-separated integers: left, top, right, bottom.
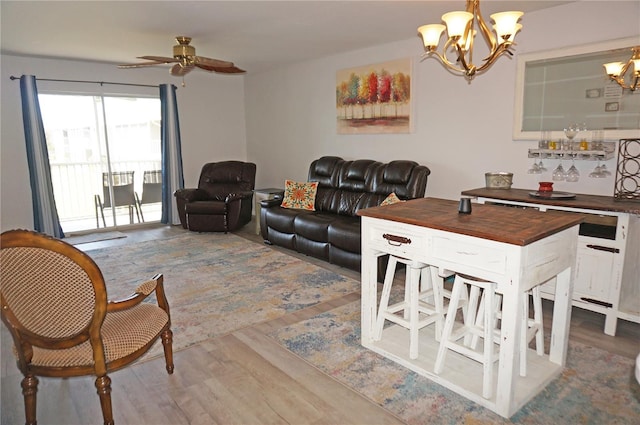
39, 94, 161, 233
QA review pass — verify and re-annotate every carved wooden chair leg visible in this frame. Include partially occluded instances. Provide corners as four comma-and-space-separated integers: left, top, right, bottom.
161, 328, 175, 374
95, 375, 114, 425
21, 375, 38, 425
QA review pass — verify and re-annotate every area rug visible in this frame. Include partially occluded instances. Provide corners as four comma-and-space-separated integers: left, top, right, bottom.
64, 231, 127, 245
87, 232, 360, 359
271, 301, 640, 424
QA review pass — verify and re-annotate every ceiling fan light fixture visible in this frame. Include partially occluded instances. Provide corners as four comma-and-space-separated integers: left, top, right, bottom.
173, 36, 196, 59
117, 35, 246, 78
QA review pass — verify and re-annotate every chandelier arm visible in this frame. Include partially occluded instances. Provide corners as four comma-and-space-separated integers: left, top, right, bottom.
454, 44, 475, 76
447, 38, 474, 74
420, 51, 467, 75
471, 0, 498, 53
474, 44, 514, 74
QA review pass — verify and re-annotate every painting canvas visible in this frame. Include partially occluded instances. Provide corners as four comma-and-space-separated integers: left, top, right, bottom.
336, 58, 412, 135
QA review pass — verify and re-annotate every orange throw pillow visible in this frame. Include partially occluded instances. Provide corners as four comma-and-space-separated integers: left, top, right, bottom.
281, 180, 319, 210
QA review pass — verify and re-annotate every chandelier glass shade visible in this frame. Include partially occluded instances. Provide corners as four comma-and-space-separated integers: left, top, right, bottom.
603, 47, 640, 91
418, 0, 523, 81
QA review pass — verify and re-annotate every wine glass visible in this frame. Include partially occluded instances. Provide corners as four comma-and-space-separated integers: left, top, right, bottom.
527, 161, 541, 174
599, 163, 612, 176
552, 163, 566, 181
566, 161, 580, 182
589, 161, 604, 178
537, 160, 547, 172
564, 123, 578, 141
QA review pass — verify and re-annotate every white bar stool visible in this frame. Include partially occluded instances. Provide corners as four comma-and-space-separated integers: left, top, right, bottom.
472, 286, 545, 376
373, 255, 447, 359
434, 273, 500, 399
520, 286, 545, 376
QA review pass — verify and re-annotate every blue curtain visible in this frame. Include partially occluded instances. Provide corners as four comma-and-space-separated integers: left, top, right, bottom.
19, 75, 64, 238
160, 84, 184, 225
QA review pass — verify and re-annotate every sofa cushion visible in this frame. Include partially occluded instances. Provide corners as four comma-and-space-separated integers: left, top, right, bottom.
264, 207, 306, 234
327, 217, 361, 253
294, 213, 334, 242
281, 180, 318, 210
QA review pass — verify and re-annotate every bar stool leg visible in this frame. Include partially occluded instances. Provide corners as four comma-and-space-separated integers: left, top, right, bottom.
374, 256, 399, 341
409, 265, 421, 359
520, 286, 545, 377
482, 282, 495, 399
427, 267, 445, 341
533, 286, 544, 356
433, 277, 465, 374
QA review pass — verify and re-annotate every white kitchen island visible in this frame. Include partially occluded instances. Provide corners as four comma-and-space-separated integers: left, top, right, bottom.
358, 198, 583, 418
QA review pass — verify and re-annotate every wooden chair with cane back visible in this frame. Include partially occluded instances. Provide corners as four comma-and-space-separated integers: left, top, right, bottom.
0, 229, 174, 425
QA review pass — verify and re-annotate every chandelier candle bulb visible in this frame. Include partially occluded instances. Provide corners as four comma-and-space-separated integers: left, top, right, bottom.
418, 24, 446, 49
442, 11, 473, 39
494, 23, 522, 43
603, 46, 640, 91
490, 11, 523, 41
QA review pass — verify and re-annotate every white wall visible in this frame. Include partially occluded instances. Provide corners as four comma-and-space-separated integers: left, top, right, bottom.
1, 55, 246, 231
245, 1, 640, 200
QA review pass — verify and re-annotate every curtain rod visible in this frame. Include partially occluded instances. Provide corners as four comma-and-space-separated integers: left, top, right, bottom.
9, 75, 158, 88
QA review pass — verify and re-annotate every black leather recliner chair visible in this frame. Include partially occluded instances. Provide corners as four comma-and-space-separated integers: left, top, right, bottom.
174, 161, 256, 232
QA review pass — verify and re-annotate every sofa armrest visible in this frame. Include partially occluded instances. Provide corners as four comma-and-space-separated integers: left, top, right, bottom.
174, 188, 208, 202
226, 190, 254, 203
261, 197, 283, 208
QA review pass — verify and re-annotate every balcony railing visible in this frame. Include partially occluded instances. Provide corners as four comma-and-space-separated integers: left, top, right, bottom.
50, 161, 162, 233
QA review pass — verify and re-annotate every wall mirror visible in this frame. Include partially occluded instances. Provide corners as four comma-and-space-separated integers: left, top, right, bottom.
513, 37, 640, 141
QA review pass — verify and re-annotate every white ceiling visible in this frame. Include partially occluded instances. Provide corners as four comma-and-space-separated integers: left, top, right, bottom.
1, 1, 572, 74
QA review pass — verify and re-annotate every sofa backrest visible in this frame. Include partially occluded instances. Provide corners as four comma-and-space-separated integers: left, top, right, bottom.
308, 156, 430, 216
198, 161, 256, 198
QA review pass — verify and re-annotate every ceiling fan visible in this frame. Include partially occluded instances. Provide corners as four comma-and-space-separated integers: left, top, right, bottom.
118, 36, 245, 78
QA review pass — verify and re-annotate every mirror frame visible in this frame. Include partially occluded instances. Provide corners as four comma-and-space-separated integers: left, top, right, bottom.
513, 37, 640, 141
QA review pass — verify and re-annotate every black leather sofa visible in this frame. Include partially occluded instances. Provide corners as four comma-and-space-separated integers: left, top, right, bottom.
260, 156, 430, 272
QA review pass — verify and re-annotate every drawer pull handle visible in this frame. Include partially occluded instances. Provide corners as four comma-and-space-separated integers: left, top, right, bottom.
580, 297, 613, 308
383, 233, 411, 246
586, 244, 620, 254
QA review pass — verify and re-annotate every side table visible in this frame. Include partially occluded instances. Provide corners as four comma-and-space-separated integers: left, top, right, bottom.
254, 188, 284, 235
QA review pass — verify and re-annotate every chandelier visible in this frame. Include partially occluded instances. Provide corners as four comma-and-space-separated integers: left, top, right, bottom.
603, 47, 640, 91
417, 0, 523, 81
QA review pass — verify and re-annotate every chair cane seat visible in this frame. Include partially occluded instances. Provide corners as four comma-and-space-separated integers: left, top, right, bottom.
27, 304, 168, 368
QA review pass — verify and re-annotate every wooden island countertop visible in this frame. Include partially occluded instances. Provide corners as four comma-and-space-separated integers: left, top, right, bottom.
358, 197, 583, 246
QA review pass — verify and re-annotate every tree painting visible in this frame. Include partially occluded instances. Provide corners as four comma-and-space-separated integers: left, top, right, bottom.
336, 58, 412, 134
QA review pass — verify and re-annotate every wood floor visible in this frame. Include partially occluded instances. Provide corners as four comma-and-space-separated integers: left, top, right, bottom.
2, 222, 639, 425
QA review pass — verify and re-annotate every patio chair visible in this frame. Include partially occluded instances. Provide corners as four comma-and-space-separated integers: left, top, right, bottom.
95, 171, 143, 228
0, 229, 174, 425
135, 170, 163, 222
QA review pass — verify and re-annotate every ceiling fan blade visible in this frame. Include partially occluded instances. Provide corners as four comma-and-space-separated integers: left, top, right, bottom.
138, 55, 179, 64
118, 61, 166, 69
194, 56, 234, 68
170, 64, 194, 76
195, 63, 246, 74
